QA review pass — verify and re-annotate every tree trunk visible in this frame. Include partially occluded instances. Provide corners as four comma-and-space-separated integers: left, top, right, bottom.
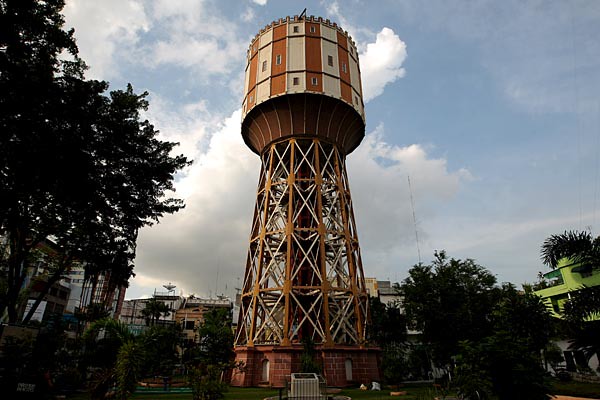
22, 270, 62, 324
6, 245, 29, 323
3, 215, 47, 322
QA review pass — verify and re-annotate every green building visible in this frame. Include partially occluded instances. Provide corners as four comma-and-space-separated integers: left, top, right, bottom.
534, 258, 600, 318
534, 259, 600, 375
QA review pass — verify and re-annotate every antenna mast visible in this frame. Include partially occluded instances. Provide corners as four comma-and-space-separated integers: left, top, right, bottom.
408, 176, 421, 264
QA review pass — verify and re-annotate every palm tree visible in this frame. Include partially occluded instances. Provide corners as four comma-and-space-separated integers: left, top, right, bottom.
541, 230, 600, 366
84, 318, 141, 400
140, 297, 171, 326
84, 317, 135, 344
541, 230, 600, 269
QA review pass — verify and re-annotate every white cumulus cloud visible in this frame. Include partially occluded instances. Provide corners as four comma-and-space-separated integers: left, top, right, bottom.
360, 28, 407, 102
129, 117, 469, 298
144, 1, 247, 76
64, 0, 247, 81
131, 109, 259, 298
347, 124, 470, 277
63, 0, 149, 80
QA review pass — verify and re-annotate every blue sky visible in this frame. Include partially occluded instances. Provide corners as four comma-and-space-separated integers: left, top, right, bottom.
63, 0, 600, 299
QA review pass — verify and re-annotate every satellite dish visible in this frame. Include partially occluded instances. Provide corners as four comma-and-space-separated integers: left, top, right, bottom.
163, 283, 176, 292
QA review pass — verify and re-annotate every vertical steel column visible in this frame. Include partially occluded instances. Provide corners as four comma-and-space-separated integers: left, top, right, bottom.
235, 138, 368, 347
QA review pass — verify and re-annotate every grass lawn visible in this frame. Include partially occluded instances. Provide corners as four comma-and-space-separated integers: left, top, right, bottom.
64, 384, 445, 400
551, 379, 600, 399
64, 380, 600, 400
125, 383, 446, 400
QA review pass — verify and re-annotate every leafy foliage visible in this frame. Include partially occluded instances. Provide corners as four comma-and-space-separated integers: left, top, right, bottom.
400, 251, 498, 365
196, 308, 235, 366
489, 286, 552, 399
140, 325, 181, 376
563, 285, 600, 324
115, 341, 144, 400
368, 296, 407, 346
0, 333, 36, 392
541, 231, 600, 364
83, 318, 136, 395
454, 340, 493, 400
140, 298, 172, 326
455, 285, 553, 400
541, 230, 600, 269
0, 0, 190, 322
381, 343, 408, 387
189, 364, 228, 400
187, 308, 235, 400
83, 318, 182, 399
491, 284, 553, 351
368, 296, 408, 384
562, 286, 600, 364
83, 318, 135, 345
300, 337, 322, 374
401, 252, 553, 399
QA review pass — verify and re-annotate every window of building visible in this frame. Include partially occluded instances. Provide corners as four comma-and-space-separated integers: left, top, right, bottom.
327, 55, 333, 67
310, 26, 316, 33
354, 96, 359, 105
249, 95, 254, 103
345, 358, 353, 381
262, 359, 270, 382
262, 60, 267, 72
185, 320, 195, 330
293, 77, 300, 85
311, 77, 318, 86
276, 54, 282, 65
342, 62, 347, 73
293, 26, 299, 33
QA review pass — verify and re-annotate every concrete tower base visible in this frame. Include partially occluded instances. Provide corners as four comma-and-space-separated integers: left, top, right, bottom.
231, 346, 381, 388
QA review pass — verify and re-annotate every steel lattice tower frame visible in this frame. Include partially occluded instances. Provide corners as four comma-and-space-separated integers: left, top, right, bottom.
232, 15, 380, 387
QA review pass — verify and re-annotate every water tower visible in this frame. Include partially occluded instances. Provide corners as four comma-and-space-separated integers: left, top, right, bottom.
232, 15, 379, 387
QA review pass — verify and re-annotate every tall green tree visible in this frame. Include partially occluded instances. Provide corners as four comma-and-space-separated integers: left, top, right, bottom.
0, 0, 190, 322
196, 308, 234, 366
368, 296, 408, 385
188, 308, 234, 400
368, 296, 407, 347
84, 319, 180, 400
400, 251, 499, 366
140, 324, 181, 377
401, 252, 553, 398
455, 284, 553, 400
83, 318, 137, 399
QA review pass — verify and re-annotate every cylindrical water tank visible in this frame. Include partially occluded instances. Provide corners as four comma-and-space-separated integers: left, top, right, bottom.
241, 15, 365, 156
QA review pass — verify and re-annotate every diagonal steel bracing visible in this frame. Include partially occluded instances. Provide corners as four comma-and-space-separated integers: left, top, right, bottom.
235, 138, 368, 347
